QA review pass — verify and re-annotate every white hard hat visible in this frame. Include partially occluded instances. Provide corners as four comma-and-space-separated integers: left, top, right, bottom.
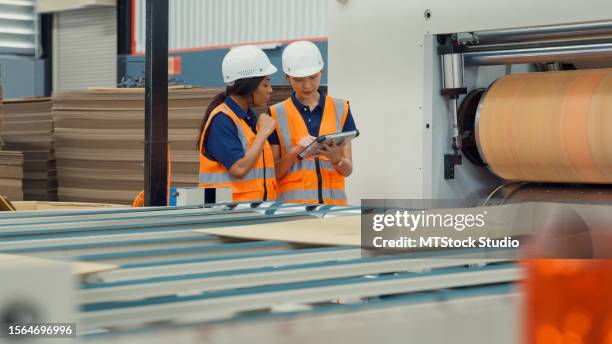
282, 40, 324, 78
222, 45, 277, 85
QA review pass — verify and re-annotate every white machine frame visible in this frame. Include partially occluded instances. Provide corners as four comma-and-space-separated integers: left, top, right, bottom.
328, 0, 612, 204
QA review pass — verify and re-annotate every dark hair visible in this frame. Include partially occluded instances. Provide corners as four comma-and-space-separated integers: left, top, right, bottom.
197, 76, 266, 150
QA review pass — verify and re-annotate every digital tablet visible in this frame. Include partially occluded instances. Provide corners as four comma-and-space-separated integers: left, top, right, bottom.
297, 130, 359, 160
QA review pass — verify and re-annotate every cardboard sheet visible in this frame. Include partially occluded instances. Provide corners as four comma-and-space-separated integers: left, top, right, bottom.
193, 208, 517, 247
12, 200, 124, 211
69, 261, 119, 276
195, 215, 362, 246
0, 196, 16, 211
196, 203, 612, 254
0, 150, 24, 201
1, 98, 57, 200
0, 253, 118, 276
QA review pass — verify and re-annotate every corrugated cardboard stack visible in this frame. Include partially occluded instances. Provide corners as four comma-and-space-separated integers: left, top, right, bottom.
51, 85, 296, 204
1, 98, 57, 201
0, 151, 24, 201
0, 68, 23, 201
52, 87, 220, 204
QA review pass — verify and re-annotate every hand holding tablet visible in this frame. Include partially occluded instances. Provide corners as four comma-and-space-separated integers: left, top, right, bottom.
297, 130, 359, 160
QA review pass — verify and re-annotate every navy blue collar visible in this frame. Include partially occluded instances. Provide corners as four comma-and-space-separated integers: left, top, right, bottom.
225, 96, 255, 120
291, 89, 326, 112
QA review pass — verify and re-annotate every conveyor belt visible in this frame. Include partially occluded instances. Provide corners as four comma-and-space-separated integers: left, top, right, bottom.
0, 201, 302, 226
0, 203, 520, 336
79, 253, 511, 304
0, 204, 359, 238
84, 285, 519, 344
96, 246, 361, 282
79, 263, 519, 329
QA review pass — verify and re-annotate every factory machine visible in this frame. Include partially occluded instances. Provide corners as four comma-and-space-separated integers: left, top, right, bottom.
327, 0, 612, 341
3, 1, 612, 343
330, 0, 612, 205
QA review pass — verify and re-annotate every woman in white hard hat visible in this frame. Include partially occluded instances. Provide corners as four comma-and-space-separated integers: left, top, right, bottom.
269, 40, 357, 205
197, 45, 279, 202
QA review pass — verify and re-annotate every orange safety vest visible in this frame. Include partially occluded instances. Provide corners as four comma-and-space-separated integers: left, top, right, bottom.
270, 96, 349, 205
198, 102, 277, 202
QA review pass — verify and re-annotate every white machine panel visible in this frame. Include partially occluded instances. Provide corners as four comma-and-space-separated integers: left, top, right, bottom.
174, 187, 233, 207
328, 0, 612, 203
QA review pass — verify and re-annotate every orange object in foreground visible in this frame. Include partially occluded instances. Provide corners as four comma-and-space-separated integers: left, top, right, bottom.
477, 69, 612, 183
132, 144, 172, 207
523, 259, 612, 344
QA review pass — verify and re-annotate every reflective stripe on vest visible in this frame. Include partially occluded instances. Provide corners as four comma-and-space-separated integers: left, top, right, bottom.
279, 189, 347, 202
199, 167, 276, 184
235, 123, 248, 148
272, 101, 293, 154
332, 97, 345, 132
286, 159, 337, 174
272, 98, 346, 155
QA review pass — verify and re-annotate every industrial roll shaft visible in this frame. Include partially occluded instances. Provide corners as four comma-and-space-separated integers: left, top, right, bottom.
475, 69, 612, 184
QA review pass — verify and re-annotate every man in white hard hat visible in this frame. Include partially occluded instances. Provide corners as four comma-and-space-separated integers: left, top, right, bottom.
269, 40, 358, 205
197, 45, 279, 202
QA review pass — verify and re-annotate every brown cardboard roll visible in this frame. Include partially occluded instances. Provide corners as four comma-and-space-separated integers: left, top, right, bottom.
477, 69, 612, 184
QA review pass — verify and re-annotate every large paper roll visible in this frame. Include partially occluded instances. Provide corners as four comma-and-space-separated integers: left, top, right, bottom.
477, 69, 612, 184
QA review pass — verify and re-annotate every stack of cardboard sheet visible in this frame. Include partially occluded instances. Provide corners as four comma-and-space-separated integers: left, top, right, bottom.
1, 98, 57, 201
0, 151, 24, 201
52, 87, 219, 204
52, 85, 296, 205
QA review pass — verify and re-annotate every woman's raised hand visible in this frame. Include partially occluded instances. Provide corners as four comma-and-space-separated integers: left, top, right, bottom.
257, 113, 276, 136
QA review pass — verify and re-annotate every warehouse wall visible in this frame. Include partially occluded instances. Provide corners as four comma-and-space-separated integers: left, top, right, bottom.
0, 0, 37, 56
0, 0, 44, 98
55, 6, 117, 91
0, 56, 45, 98
120, 40, 328, 88
126, 0, 329, 88
132, 0, 327, 54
